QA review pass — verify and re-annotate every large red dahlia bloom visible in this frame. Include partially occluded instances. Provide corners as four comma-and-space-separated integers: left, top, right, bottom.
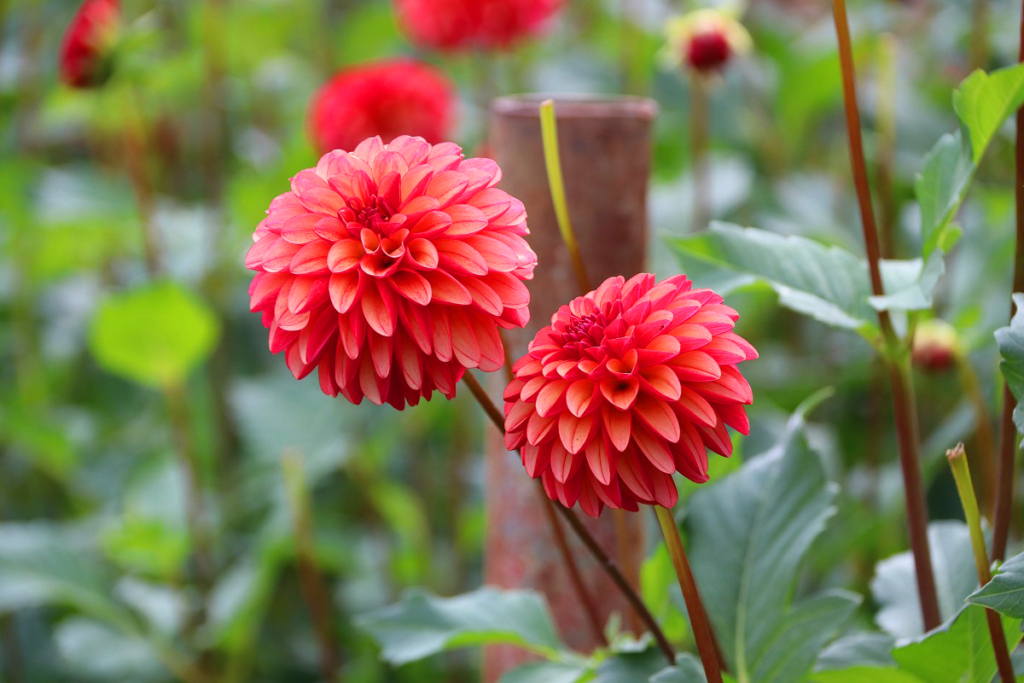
503, 274, 757, 517
59, 0, 121, 89
394, 0, 563, 51
308, 59, 456, 155
246, 136, 536, 409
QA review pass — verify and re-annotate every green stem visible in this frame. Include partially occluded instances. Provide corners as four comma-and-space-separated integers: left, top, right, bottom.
655, 506, 723, 683
947, 444, 1015, 683
690, 73, 711, 233
539, 99, 592, 294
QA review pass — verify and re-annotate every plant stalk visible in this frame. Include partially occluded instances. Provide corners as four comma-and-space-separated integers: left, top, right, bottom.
539, 100, 591, 295
282, 451, 342, 682
461, 373, 676, 664
946, 444, 1015, 683
832, 0, 942, 630
993, 1, 1024, 562
957, 357, 998, 517
655, 506, 722, 683
690, 73, 711, 233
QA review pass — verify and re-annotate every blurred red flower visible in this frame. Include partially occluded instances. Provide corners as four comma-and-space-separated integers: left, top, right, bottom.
663, 9, 751, 75
246, 136, 537, 409
58, 0, 120, 88
308, 59, 456, 155
503, 274, 757, 517
394, 0, 563, 51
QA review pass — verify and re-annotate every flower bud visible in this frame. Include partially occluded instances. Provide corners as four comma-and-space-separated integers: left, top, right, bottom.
58, 0, 121, 89
912, 319, 960, 372
663, 9, 752, 76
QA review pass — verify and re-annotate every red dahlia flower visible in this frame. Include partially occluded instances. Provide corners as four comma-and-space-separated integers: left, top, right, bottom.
662, 9, 752, 75
394, 0, 563, 51
503, 274, 757, 517
246, 135, 537, 409
59, 0, 121, 89
308, 59, 456, 155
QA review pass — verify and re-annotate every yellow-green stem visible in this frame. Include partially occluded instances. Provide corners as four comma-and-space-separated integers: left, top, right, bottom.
539, 99, 591, 294
655, 506, 723, 683
947, 443, 1015, 683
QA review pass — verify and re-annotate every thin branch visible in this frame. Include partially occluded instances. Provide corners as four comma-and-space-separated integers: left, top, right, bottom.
832, 0, 941, 630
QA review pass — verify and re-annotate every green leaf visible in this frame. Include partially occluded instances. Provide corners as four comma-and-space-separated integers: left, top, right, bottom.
915, 132, 972, 257
995, 294, 1024, 435
812, 633, 923, 683
89, 281, 220, 389
357, 587, 565, 665
953, 63, 1024, 163
669, 223, 875, 333
967, 550, 1024, 618
891, 605, 1021, 683
870, 252, 945, 312
500, 662, 588, 683
594, 646, 667, 682
649, 655, 707, 682
641, 544, 689, 643
871, 521, 978, 638
686, 403, 857, 683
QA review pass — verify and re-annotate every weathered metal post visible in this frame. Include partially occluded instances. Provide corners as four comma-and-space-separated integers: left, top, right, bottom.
483, 95, 658, 680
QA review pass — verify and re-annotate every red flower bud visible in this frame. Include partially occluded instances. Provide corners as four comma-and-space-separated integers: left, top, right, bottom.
58, 0, 121, 89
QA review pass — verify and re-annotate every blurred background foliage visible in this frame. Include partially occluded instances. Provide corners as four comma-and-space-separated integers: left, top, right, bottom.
1, 0, 1023, 680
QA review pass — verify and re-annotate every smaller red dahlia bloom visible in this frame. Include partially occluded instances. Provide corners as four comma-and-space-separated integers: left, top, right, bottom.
912, 319, 960, 373
663, 9, 751, 76
59, 0, 121, 89
394, 0, 563, 51
308, 59, 456, 156
246, 135, 537, 409
504, 274, 757, 517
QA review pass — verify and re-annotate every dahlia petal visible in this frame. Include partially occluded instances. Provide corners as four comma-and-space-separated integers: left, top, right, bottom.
444, 204, 489, 236
369, 330, 393, 378
361, 281, 398, 337
617, 453, 655, 503
600, 377, 640, 411
250, 271, 288, 311
458, 157, 501, 195
426, 356, 457, 397
287, 276, 329, 315
555, 471, 584, 508
675, 387, 718, 428
327, 239, 364, 273
400, 164, 434, 204
280, 213, 323, 244
671, 351, 722, 382
584, 437, 616, 486
633, 424, 676, 474
566, 379, 597, 417
296, 186, 347, 216
318, 354, 339, 396
535, 379, 569, 417
268, 320, 298, 353
463, 278, 504, 316
464, 235, 520, 272
468, 187, 513, 220
424, 270, 472, 305
289, 240, 332, 275
593, 477, 624, 510
407, 238, 439, 269
698, 418, 733, 457
245, 233, 278, 269
505, 400, 533, 432
261, 239, 301, 273
399, 301, 433, 354
640, 365, 682, 401
431, 307, 453, 362
400, 194, 442, 217
549, 441, 578, 483
717, 403, 750, 435
390, 270, 432, 306
338, 311, 365, 360
436, 239, 488, 276
694, 365, 753, 404
490, 197, 526, 226
721, 331, 759, 360
676, 421, 709, 482
425, 171, 469, 208
483, 272, 530, 308
559, 412, 597, 454
578, 479, 604, 518
602, 405, 632, 452
359, 354, 385, 405
650, 470, 679, 508
354, 136, 384, 163
520, 375, 547, 402
701, 336, 747, 366
473, 319, 505, 372
522, 443, 551, 478
504, 378, 527, 402
313, 216, 347, 241
300, 308, 337, 364
526, 410, 559, 444
636, 334, 682, 366
449, 311, 482, 368
634, 394, 681, 443
329, 271, 363, 313
410, 210, 453, 237
669, 323, 713, 351
372, 151, 409, 182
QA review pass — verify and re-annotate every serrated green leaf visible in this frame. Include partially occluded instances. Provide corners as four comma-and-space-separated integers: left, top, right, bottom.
891, 605, 1021, 683
870, 252, 945, 312
953, 63, 1024, 163
686, 403, 852, 683
915, 132, 973, 258
89, 281, 220, 389
871, 521, 978, 639
967, 550, 1024, 618
358, 587, 565, 666
995, 294, 1024, 435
